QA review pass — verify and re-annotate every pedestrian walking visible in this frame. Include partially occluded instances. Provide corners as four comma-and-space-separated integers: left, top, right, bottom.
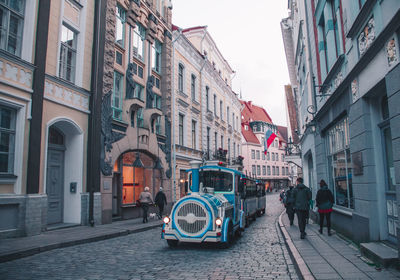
284, 185, 295, 225
316, 179, 334, 235
154, 187, 167, 219
139, 186, 154, 223
293, 178, 312, 239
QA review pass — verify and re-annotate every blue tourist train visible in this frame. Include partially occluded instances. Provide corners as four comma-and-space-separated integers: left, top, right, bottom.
162, 159, 266, 247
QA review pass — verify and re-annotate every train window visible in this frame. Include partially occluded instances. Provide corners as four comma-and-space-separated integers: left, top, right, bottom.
199, 170, 233, 192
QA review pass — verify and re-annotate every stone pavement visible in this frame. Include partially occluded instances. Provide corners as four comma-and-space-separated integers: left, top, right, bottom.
0, 217, 163, 263
279, 210, 400, 280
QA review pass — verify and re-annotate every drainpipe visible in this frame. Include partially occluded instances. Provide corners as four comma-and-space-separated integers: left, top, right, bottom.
171, 28, 183, 203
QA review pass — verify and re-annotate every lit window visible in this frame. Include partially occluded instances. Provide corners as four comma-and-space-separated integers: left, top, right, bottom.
133, 23, 145, 61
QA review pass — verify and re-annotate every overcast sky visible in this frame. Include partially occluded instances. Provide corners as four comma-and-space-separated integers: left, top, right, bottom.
172, 0, 290, 126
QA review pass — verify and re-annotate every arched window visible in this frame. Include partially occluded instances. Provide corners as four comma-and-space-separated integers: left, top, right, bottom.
49, 126, 64, 145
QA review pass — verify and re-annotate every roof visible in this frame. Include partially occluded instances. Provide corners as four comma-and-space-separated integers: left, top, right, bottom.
182, 26, 207, 33
241, 123, 260, 144
277, 125, 288, 142
240, 100, 273, 124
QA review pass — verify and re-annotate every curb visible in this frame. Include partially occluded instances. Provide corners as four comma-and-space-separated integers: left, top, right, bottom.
278, 210, 315, 280
0, 222, 162, 263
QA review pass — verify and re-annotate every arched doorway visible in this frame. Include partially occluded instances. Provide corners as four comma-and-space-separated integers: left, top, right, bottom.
112, 151, 162, 219
46, 126, 65, 225
45, 119, 84, 226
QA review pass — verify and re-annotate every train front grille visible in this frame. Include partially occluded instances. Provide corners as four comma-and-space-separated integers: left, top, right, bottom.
174, 200, 210, 236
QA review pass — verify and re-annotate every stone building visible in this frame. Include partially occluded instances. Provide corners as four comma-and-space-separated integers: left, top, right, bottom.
170, 26, 242, 201
282, 0, 400, 258
99, 0, 173, 222
0, 0, 98, 237
240, 100, 290, 191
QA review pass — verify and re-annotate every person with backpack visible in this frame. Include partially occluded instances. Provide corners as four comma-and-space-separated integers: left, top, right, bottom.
316, 179, 334, 235
284, 185, 295, 225
293, 178, 312, 239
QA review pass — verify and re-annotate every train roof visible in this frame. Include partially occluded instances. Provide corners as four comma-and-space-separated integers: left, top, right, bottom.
187, 165, 259, 180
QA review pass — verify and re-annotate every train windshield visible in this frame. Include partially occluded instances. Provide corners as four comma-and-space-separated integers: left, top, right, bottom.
199, 170, 233, 192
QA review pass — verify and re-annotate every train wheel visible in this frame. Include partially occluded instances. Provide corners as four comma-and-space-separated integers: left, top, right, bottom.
245, 216, 249, 227
167, 240, 179, 248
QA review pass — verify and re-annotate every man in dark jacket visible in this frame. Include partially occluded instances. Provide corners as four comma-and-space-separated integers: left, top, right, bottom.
154, 187, 167, 219
284, 185, 295, 225
293, 178, 312, 239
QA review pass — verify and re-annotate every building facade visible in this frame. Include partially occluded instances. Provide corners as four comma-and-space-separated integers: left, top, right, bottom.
0, 0, 98, 237
171, 26, 241, 201
282, 0, 400, 255
100, 0, 173, 222
240, 101, 290, 191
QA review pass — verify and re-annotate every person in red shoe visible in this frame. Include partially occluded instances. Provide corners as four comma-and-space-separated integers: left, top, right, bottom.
316, 179, 334, 235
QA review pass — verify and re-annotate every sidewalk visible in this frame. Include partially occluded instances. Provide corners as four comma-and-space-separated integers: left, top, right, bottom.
0, 218, 163, 263
278, 211, 400, 280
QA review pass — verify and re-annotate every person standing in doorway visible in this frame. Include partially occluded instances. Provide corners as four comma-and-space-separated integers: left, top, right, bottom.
293, 178, 312, 239
154, 187, 167, 219
139, 186, 153, 223
284, 185, 296, 225
316, 179, 334, 235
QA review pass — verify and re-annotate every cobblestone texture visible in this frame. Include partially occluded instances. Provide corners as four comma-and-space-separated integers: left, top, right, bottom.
0, 193, 299, 280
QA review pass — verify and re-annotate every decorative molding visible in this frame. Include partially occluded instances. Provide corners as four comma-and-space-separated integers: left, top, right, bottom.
44, 78, 90, 113
358, 17, 375, 56
386, 37, 398, 67
320, 54, 345, 91
100, 91, 126, 176
0, 57, 33, 92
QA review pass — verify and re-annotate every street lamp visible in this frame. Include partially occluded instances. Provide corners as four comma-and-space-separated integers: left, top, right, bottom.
285, 137, 300, 156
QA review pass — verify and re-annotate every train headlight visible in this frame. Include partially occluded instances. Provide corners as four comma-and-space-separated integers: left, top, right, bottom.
163, 216, 170, 224
215, 218, 222, 226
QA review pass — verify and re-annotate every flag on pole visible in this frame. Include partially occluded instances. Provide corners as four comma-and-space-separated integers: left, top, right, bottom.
264, 129, 277, 155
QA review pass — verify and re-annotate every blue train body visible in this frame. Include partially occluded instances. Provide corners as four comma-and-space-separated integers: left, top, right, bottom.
162, 160, 266, 247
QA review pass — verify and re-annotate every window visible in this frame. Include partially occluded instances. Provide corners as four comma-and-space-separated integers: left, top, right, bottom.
267, 152, 270, 160
236, 116, 238, 130
153, 94, 161, 109
282, 167, 285, 176
267, 166, 271, 176
115, 4, 126, 47
286, 167, 289, 175
199, 171, 233, 192
233, 142, 236, 158
256, 150, 260, 160
277, 167, 279, 176
59, 25, 77, 83
178, 64, 184, 93
221, 135, 223, 149
137, 108, 144, 128
205, 87, 209, 111
228, 138, 230, 158
252, 165, 256, 176
251, 149, 255, 159
191, 120, 196, 149
0, 105, 15, 174
281, 154, 284, 162
262, 166, 266, 175
262, 152, 265, 160
272, 166, 275, 176
257, 165, 260, 175
213, 94, 217, 115
191, 74, 196, 101
133, 23, 145, 61
271, 153, 275, 161
151, 40, 162, 73
155, 116, 161, 134
220, 101, 223, 120
112, 71, 123, 120
0, 0, 24, 56
227, 107, 230, 124
326, 117, 353, 209
179, 114, 184, 146
133, 82, 144, 101
214, 132, 217, 151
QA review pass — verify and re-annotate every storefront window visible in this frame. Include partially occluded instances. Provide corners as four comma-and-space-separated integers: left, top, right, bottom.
326, 117, 354, 209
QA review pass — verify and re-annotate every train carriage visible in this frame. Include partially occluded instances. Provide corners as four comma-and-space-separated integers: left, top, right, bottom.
162, 160, 266, 247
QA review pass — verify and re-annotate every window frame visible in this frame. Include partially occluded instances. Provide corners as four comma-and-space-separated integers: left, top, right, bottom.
115, 4, 126, 47
0, 0, 25, 56
179, 114, 184, 146
132, 23, 145, 61
59, 24, 78, 83
112, 71, 124, 120
0, 104, 16, 174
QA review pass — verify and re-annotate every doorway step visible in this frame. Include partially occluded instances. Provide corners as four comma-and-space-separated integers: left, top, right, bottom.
46, 223, 80, 231
360, 242, 399, 268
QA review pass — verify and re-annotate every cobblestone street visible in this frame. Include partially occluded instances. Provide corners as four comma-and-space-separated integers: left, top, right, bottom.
0, 193, 298, 280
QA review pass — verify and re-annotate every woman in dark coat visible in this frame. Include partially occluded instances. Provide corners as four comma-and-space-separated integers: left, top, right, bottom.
316, 179, 334, 235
